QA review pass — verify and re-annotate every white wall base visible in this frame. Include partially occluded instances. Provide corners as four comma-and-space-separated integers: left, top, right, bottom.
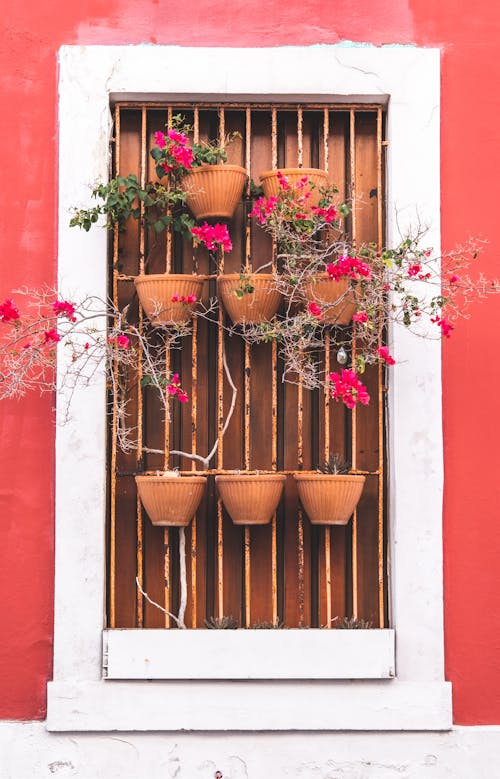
2, 721, 500, 778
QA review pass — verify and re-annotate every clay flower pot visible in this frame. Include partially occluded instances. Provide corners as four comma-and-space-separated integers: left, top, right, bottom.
304, 274, 356, 325
217, 273, 282, 324
259, 167, 329, 210
134, 274, 204, 326
215, 474, 286, 525
182, 164, 248, 220
135, 474, 207, 527
293, 473, 366, 525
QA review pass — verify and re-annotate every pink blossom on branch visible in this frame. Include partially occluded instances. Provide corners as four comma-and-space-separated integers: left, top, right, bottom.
0, 298, 20, 323
308, 301, 322, 318
44, 329, 61, 344
191, 222, 232, 253
329, 369, 370, 409
377, 346, 396, 365
52, 300, 77, 322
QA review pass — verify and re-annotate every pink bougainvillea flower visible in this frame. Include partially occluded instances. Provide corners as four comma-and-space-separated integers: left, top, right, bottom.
311, 204, 338, 223
352, 311, 369, 324
249, 195, 278, 225
327, 256, 372, 281
449, 274, 460, 284
84, 342, 90, 350
108, 334, 130, 349
171, 294, 180, 302
177, 391, 189, 403
431, 315, 454, 338
167, 384, 179, 396
308, 301, 322, 318
170, 373, 180, 385
408, 264, 421, 278
23, 342, 31, 350
0, 298, 20, 323
295, 175, 310, 190
377, 346, 396, 365
276, 171, 290, 190
154, 131, 166, 148
329, 369, 370, 409
185, 294, 197, 304
166, 128, 189, 145
44, 328, 61, 344
52, 300, 77, 322
192, 222, 232, 253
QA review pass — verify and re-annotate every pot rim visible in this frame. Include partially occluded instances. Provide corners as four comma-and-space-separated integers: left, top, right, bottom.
293, 473, 366, 482
216, 474, 287, 483
184, 163, 248, 174
133, 273, 207, 283
259, 167, 328, 180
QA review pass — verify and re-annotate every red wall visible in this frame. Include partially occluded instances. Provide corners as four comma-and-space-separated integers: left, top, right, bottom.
1, 0, 500, 724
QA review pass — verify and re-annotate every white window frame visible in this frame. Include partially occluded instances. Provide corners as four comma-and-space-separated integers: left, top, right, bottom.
48, 44, 451, 732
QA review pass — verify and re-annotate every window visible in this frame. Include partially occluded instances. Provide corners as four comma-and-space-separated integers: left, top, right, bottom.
48, 44, 451, 732
110, 102, 387, 633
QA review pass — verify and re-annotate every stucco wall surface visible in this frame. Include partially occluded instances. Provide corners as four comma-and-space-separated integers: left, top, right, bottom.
1, 0, 500, 727
2, 723, 500, 779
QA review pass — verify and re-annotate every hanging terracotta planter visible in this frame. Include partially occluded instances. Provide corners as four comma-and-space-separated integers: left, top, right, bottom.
182, 164, 248, 220
259, 167, 329, 209
215, 474, 286, 525
217, 273, 282, 324
134, 274, 205, 326
135, 474, 207, 527
304, 274, 356, 325
294, 473, 365, 525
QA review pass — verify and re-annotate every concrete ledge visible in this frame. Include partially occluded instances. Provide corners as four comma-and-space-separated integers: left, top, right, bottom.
47, 679, 452, 731
104, 628, 396, 680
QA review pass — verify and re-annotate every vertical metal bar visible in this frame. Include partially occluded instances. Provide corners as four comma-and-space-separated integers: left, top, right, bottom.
271, 108, 278, 169
244, 527, 251, 628
163, 348, 171, 628
350, 109, 358, 619
219, 106, 225, 147
325, 527, 332, 628
191, 318, 198, 628
244, 112, 252, 626
217, 184, 225, 618
324, 330, 332, 628
377, 107, 385, 629
297, 375, 305, 627
109, 104, 121, 630
166, 107, 173, 273
135, 106, 147, 628
297, 106, 303, 167
193, 108, 200, 276
323, 108, 329, 174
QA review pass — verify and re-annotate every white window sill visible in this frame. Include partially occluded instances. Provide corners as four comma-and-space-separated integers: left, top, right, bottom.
103, 628, 396, 680
46, 678, 452, 731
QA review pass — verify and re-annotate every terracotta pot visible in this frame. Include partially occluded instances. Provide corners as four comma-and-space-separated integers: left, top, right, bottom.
217, 273, 282, 324
294, 473, 366, 525
304, 274, 356, 325
259, 167, 329, 209
134, 274, 204, 326
135, 474, 207, 527
182, 164, 247, 220
215, 474, 286, 525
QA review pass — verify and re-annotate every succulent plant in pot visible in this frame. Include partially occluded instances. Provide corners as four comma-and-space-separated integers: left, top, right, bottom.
294, 455, 366, 526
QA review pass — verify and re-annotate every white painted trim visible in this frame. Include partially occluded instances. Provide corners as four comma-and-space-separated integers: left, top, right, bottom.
104, 629, 396, 679
54, 44, 444, 730
47, 680, 452, 731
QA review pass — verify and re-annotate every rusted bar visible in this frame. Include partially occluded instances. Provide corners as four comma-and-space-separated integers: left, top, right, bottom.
163, 343, 171, 628
109, 104, 121, 630
324, 330, 331, 628
193, 108, 200, 275
244, 526, 251, 628
323, 108, 329, 174
219, 106, 225, 147
116, 100, 383, 111
297, 106, 303, 167
377, 106, 385, 629
271, 108, 278, 169
166, 107, 173, 273
350, 108, 358, 620
297, 374, 305, 626
191, 317, 198, 627
217, 211, 225, 618
135, 105, 147, 628
325, 526, 332, 628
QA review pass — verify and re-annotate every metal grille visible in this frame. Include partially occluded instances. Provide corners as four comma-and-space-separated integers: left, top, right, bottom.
108, 102, 387, 630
